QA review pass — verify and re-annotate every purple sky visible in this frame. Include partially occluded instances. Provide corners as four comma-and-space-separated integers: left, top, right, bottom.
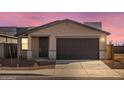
0, 12, 124, 44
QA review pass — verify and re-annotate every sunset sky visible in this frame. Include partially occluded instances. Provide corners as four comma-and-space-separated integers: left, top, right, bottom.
0, 12, 124, 45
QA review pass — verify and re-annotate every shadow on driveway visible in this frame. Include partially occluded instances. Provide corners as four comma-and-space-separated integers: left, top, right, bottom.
55, 60, 98, 64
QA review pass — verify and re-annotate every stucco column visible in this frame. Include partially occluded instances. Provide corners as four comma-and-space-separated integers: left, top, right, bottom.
99, 36, 107, 59
49, 35, 56, 59
27, 35, 32, 59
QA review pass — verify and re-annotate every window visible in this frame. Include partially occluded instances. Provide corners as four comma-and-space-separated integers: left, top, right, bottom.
21, 38, 28, 50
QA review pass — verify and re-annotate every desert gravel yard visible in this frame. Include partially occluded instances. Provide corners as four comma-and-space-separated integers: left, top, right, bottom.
0, 59, 55, 70
103, 60, 124, 69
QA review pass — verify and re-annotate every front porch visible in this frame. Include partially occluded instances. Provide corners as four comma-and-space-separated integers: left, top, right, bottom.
27, 35, 56, 60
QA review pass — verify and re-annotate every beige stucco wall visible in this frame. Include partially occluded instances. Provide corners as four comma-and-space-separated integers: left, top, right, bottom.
19, 21, 108, 59
31, 37, 39, 58
0, 37, 6, 43
0, 36, 17, 44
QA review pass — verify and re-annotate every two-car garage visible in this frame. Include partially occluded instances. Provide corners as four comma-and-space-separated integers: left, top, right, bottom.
56, 38, 99, 59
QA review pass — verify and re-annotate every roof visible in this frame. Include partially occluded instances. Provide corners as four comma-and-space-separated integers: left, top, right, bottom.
16, 19, 111, 36
0, 31, 17, 39
0, 26, 29, 37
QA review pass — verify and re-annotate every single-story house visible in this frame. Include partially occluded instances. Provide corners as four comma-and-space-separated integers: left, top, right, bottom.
17, 19, 110, 60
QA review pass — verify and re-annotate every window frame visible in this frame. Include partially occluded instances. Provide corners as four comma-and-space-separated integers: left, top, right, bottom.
21, 37, 28, 50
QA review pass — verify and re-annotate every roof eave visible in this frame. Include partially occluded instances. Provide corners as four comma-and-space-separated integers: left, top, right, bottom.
17, 19, 111, 36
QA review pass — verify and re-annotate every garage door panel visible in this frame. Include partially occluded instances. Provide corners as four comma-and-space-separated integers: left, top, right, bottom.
57, 38, 99, 59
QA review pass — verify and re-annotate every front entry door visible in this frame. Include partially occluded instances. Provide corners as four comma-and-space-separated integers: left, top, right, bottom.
39, 37, 49, 57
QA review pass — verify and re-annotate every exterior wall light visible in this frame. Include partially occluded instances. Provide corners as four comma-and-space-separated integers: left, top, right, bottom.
101, 37, 105, 41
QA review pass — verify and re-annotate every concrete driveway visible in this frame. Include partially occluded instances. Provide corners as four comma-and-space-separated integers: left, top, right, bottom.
54, 60, 122, 78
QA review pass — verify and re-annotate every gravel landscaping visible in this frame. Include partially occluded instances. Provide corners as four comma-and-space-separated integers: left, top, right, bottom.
102, 60, 124, 69
0, 58, 55, 70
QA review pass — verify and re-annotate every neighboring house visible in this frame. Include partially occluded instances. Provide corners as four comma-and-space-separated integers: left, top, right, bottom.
0, 31, 17, 44
17, 19, 110, 60
0, 26, 32, 58
0, 31, 17, 58
0, 27, 31, 36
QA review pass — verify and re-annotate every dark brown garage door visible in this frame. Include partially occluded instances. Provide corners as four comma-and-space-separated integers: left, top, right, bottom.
57, 38, 99, 59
